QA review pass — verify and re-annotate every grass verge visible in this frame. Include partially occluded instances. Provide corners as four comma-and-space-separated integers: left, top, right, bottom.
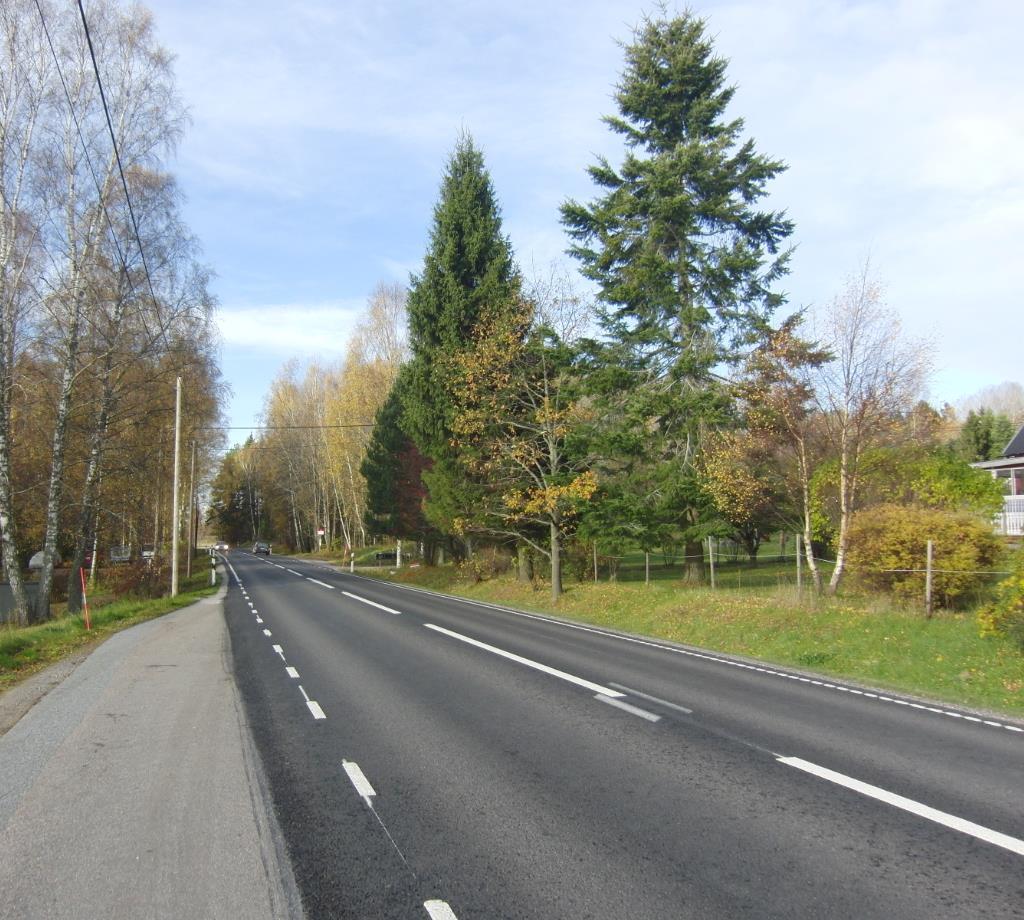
0, 571, 219, 690
361, 564, 1024, 719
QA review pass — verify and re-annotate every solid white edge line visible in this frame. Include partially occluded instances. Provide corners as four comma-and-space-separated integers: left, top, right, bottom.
342, 590, 400, 615
424, 900, 459, 920
424, 623, 623, 698
778, 756, 1024, 857
286, 666, 300, 678
608, 682, 694, 714
342, 760, 377, 803
595, 693, 661, 722
306, 700, 326, 720
307, 577, 336, 590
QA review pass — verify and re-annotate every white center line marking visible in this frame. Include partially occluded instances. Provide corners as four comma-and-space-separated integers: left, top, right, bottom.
424, 900, 459, 920
778, 756, 1024, 857
342, 760, 377, 805
256, 616, 263, 624
298, 685, 310, 702
595, 693, 661, 722
287, 568, 303, 576
263, 629, 272, 637
424, 624, 624, 698
307, 577, 336, 590
307, 700, 326, 720
608, 682, 693, 714
272, 644, 285, 661
285, 666, 300, 678
342, 591, 400, 615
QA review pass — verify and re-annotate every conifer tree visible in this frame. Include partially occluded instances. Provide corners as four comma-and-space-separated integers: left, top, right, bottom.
402, 135, 520, 541
561, 11, 793, 581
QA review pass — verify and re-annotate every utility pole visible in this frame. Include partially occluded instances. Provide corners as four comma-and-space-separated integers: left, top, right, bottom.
186, 440, 196, 577
171, 377, 182, 597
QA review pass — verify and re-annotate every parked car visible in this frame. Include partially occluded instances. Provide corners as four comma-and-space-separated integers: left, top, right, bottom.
253, 541, 271, 555
141, 544, 156, 563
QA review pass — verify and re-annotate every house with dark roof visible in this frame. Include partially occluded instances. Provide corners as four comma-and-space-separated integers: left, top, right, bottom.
973, 424, 1024, 535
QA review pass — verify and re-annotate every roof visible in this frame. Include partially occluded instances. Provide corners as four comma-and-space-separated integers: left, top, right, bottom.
1003, 423, 1024, 459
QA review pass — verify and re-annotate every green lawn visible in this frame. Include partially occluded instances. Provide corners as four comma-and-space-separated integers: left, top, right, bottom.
0, 571, 219, 689
364, 563, 1024, 718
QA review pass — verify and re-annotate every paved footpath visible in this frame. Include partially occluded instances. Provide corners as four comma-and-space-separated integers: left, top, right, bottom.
0, 577, 303, 920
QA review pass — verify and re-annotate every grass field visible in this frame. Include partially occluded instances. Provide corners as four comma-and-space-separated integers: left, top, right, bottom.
350, 558, 1023, 719
0, 570, 218, 689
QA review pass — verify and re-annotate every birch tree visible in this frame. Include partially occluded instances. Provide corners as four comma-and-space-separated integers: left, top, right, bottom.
812, 265, 931, 593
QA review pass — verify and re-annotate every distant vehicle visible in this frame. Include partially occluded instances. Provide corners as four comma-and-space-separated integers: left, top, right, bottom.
253, 541, 271, 555
214, 541, 230, 552
141, 544, 156, 562
109, 545, 132, 564
374, 551, 397, 564
28, 550, 62, 570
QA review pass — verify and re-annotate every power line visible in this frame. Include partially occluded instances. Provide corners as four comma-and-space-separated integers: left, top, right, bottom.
194, 424, 375, 430
75, 0, 162, 316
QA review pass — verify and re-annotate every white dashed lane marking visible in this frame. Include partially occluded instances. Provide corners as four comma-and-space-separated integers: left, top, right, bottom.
779, 756, 1024, 857
342, 591, 400, 615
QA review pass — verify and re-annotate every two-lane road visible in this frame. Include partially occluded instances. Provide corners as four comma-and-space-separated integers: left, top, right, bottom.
221, 551, 1023, 919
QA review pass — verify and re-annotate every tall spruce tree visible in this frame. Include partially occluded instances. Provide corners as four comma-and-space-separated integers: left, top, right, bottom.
561, 11, 794, 581
402, 135, 520, 543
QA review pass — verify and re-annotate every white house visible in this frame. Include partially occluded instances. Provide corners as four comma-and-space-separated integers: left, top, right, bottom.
973, 425, 1024, 536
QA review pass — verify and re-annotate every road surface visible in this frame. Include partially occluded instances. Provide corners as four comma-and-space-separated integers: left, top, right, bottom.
223, 550, 1023, 919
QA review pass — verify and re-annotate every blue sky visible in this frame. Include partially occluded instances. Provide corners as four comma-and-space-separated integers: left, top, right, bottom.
146, 0, 1023, 444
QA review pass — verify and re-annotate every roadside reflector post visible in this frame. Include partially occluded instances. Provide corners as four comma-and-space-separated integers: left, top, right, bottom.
79, 567, 91, 631
210, 553, 216, 587
925, 539, 934, 619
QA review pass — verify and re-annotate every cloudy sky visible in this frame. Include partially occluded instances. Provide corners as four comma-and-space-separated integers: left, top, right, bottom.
144, 0, 1022, 441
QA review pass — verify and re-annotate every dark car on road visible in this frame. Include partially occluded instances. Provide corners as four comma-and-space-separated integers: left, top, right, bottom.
253, 541, 271, 555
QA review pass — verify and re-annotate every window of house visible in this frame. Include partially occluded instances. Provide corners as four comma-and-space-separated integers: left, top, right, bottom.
996, 470, 1012, 494
1013, 467, 1024, 497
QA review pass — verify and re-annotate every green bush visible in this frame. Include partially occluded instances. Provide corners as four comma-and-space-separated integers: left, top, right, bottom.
845, 504, 1003, 608
978, 551, 1024, 652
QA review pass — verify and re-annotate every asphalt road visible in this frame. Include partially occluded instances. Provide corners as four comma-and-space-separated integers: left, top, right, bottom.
223, 551, 1024, 920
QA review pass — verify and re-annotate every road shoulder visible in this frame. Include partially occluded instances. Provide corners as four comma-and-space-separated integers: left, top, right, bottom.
0, 578, 303, 920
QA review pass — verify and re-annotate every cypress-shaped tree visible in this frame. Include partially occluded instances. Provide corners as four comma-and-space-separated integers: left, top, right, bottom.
561, 11, 794, 581
402, 134, 520, 540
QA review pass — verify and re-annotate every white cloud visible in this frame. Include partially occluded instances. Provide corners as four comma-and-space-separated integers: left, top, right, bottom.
217, 301, 364, 355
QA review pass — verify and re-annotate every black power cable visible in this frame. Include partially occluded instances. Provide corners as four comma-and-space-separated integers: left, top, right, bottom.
75, 0, 162, 315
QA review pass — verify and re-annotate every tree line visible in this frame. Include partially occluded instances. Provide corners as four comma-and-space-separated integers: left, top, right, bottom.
214, 10, 1012, 604
1, 0, 223, 625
